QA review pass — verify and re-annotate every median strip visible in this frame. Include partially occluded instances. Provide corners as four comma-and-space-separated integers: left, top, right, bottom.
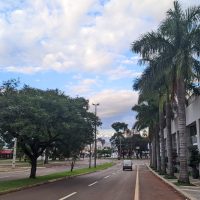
58, 192, 77, 200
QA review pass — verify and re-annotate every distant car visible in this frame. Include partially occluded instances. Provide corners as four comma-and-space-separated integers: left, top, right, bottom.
123, 160, 133, 171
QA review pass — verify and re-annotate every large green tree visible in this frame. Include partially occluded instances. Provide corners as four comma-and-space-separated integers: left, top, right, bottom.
0, 80, 98, 178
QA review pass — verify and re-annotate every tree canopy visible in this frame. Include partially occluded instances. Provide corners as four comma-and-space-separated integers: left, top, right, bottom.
0, 80, 100, 178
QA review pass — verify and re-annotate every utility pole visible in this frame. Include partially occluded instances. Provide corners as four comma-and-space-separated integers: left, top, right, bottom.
89, 144, 92, 168
92, 103, 99, 168
12, 137, 17, 168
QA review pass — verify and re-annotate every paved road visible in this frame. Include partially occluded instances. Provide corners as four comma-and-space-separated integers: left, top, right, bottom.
0, 159, 110, 181
0, 160, 186, 200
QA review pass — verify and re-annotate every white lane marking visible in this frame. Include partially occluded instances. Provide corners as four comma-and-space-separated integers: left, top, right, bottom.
112, 172, 116, 175
134, 165, 139, 200
104, 175, 110, 179
58, 192, 77, 200
88, 181, 98, 187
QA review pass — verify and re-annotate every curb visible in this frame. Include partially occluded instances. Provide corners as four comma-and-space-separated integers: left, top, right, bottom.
146, 164, 196, 200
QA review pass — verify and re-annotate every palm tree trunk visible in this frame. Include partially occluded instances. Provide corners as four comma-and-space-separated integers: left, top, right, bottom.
156, 125, 161, 172
177, 77, 189, 184
159, 110, 166, 174
149, 141, 152, 167
152, 133, 157, 169
166, 95, 174, 177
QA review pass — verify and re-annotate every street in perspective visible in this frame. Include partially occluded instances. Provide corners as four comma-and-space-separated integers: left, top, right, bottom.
0, 0, 200, 200
0, 160, 188, 200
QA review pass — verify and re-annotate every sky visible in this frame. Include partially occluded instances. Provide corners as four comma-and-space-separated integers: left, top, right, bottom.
0, 0, 199, 137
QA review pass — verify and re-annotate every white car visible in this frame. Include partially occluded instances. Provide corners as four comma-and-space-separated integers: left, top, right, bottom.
123, 160, 133, 171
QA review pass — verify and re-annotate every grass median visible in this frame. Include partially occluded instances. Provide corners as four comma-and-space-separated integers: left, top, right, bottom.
0, 162, 114, 194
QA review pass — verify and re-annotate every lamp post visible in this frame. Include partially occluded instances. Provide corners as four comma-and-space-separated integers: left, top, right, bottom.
12, 137, 17, 168
92, 103, 99, 168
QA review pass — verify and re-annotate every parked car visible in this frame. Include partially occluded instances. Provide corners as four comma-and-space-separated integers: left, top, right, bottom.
123, 160, 133, 171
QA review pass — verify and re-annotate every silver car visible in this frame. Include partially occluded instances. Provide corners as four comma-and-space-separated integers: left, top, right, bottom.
123, 160, 133, 171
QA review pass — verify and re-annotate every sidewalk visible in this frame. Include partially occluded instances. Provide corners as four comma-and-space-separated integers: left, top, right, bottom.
147, 166, 200, 200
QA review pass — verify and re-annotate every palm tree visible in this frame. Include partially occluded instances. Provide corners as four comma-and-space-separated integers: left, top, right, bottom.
132, 100, 159, 169
134, 61, 168, 174
132, 1, 200, 183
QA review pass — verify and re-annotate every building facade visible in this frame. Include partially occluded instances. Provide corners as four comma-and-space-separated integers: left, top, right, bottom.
164, 95, 200, 169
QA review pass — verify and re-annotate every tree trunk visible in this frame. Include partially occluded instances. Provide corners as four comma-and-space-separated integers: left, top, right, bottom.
152, 133, 157, 169
29, 157, 37, 178
44, 148, 49, 164
166, 96, 174, 177
177, 77, 189, 184
149, 142, 152, 167
156, 127, 161, 172
89, 144, 92, 168
70, 160, 75, 172
159, 109, 166, 174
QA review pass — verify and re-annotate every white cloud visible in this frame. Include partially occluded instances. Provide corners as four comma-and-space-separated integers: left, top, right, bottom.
89, 89, 138, 118
121, 56, 140, 65
98, 128, 114, 138
67, 78, 100, 95
2, 66, 42, 74
107, 66, 141, 80
0, 0, 198, 74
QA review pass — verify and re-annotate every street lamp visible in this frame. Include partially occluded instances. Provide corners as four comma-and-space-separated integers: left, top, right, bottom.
12, 137, 17, 168
92, 103, 99, 168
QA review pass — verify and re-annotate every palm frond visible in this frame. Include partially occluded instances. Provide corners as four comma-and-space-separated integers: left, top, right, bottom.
131, 32, 172, 59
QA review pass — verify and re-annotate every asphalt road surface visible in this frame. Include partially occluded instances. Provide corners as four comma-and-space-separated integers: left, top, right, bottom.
0, 161, 186, 200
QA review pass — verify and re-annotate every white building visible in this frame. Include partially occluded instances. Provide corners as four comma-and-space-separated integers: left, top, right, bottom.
164, 95, 200, 154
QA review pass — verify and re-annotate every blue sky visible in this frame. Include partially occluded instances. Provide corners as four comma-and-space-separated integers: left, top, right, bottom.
0, 0, 199, 137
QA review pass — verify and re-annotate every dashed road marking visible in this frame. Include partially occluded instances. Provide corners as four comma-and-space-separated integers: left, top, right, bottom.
112, 172, 116, 175
58, 192, 77, 200
104, 175, 110, 179
88, 181, 98, 187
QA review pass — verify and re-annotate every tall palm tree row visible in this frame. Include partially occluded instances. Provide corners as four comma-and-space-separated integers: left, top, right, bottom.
132, 100, 159, 170
131, 1, 200, 183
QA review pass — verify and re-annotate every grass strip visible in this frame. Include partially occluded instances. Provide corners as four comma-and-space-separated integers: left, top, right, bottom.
0, 162, 114, 193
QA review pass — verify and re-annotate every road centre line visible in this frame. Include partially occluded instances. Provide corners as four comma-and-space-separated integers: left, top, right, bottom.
134, 165, 139, 200
58, 192, 77, 200
104, 175, 110, 179
88, 181, 98, 187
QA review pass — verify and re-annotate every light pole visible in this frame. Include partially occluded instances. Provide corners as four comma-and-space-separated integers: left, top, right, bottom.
92, 103, 99, 168
12, 137, 17, 168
